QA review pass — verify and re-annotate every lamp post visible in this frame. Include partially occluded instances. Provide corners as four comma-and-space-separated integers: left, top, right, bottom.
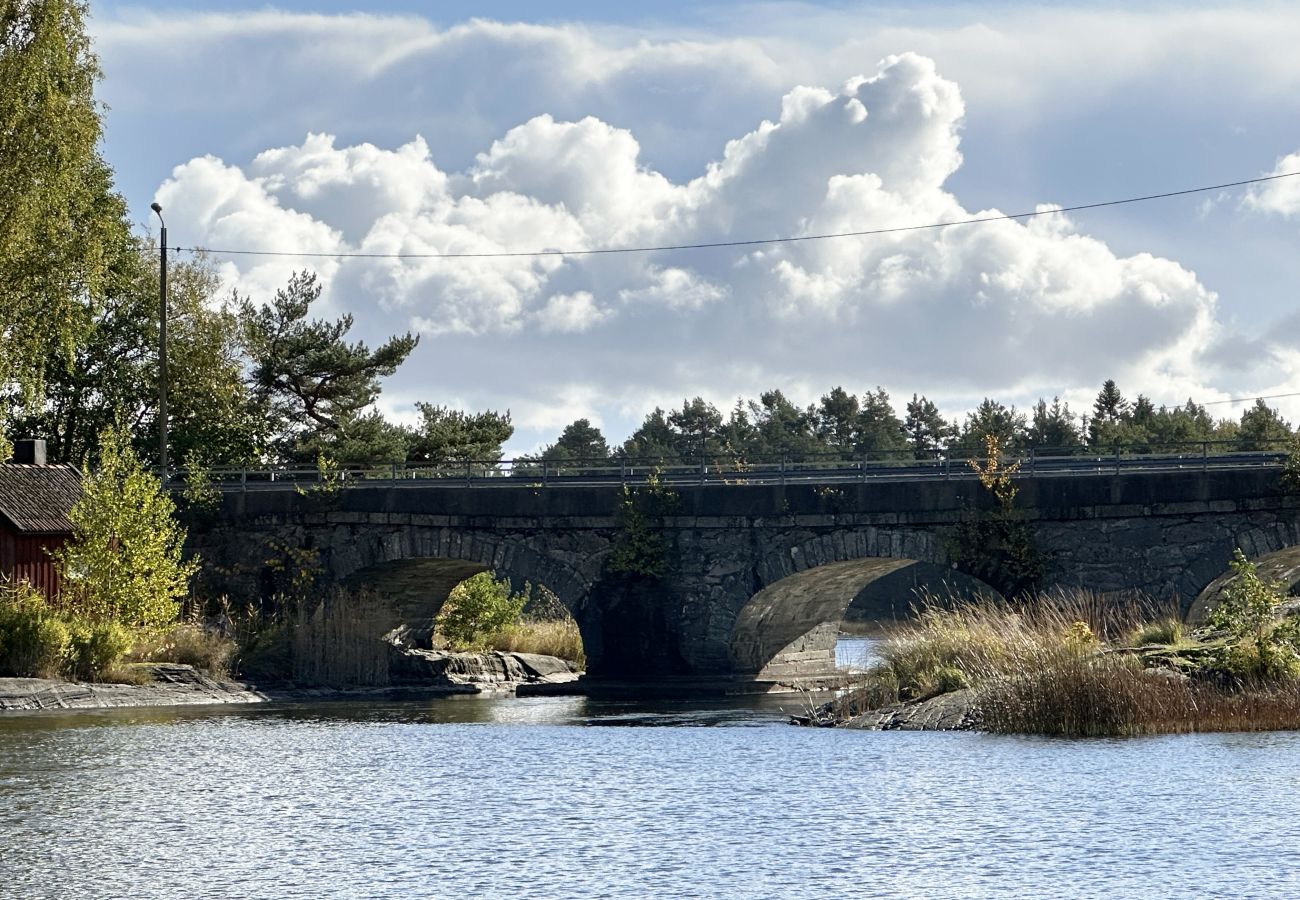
151, 202, 168, 484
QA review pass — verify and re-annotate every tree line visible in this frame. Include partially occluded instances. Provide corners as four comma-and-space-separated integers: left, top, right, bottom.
524, 382, 1293, 469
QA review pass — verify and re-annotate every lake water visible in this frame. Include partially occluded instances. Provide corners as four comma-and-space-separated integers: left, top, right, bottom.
3, 638, 1300, 898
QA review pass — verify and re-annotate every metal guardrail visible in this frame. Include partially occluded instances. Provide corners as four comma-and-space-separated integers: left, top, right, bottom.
176, 439, 1294, 492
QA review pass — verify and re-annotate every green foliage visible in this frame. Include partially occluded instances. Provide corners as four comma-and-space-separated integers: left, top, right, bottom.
1206, 549, 1300, 680
1283, 436, 1300, 495
240, 271, 417, 455
949, 434, 1046, 596
408, 404, 513, 464
437, 572, 528, 649
536, 418, 610, 472
903, 394, 954, 457
56, 422, 199, 629
854, 387, 909, 456
64, 618, 132, 682
292, 409, 411, 467
178, 452, 222, 521
621, 407, 683, 463
1130, 618, 1185, 647
0, 583, 71, 677
295, 452, 344, 510
2, 251, 260, 468
1026, 397, 1084, 451
949, 398, 1027, 458
608, 473, 680, 578
1208, 550, 1284, 640
0, 581, 133, 681
0, 0, 127, 402
1237, 399, 1292, 451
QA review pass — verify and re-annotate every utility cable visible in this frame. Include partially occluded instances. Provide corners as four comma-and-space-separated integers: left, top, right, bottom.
155, 170, 1300, 260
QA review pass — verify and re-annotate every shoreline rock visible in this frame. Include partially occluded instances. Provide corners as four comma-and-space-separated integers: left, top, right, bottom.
792, 688, 980, 731
0, 650, 583, 715
0, 664, 266, 713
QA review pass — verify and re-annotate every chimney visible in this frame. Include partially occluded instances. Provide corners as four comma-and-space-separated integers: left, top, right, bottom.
11, 439, 47, 466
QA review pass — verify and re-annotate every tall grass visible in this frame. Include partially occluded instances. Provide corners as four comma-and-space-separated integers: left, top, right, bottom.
290, 588, 393, 688
982, 656, 1300, 736
130, 623, 236, 676
483, 619, 585, 668
832, 589, 1300, 735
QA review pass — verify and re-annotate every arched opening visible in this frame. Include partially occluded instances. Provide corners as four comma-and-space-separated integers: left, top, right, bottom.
729, 557, 1000, 684
432, 571, 587, 671
1188, 545, 1300, 622
342, 551, 594, 680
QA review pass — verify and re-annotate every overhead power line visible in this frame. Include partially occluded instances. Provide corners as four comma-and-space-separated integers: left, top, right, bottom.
158, 170, 1300, 260
1202, 390, 1300, 407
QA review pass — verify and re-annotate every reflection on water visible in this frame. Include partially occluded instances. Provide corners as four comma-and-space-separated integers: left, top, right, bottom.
3, 642, 1300, 898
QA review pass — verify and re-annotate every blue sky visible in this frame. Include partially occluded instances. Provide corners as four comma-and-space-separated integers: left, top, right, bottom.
87, 2, 1300, 450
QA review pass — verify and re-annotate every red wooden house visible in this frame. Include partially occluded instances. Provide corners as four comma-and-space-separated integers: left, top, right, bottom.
0, 440, 83, 600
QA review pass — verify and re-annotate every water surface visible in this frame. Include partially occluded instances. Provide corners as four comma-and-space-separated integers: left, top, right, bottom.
2, 636, 1298, 898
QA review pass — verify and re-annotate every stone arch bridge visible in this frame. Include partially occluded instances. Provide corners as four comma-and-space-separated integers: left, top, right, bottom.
188, 468, 1300, 690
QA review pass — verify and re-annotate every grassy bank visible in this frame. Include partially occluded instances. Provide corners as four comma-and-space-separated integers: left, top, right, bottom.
481, 619, 585, 668
828, 580, 1300, 736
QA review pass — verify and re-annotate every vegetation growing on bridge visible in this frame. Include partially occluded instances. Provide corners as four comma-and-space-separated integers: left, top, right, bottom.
608, 473, 681, 578
947, 435, 1046, 598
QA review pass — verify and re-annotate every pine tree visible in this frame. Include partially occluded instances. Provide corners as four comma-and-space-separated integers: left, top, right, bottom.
904, 394, 952, 457
854, 388, 908, 456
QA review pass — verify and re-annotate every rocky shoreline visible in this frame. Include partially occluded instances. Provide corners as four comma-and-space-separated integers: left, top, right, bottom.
0, 650, 582, 714
792, 689, 980, 731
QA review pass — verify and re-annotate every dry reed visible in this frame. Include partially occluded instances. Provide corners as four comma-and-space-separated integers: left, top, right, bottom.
483, 619, 585, 668
290, 587, 394, 687
833, 589, 1300, 735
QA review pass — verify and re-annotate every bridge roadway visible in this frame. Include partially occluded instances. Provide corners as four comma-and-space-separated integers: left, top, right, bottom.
187, 461, 1300, 693
203, 448, 1288, 492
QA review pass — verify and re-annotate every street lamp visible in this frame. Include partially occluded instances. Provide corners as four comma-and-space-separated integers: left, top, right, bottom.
151, 202, 168, 484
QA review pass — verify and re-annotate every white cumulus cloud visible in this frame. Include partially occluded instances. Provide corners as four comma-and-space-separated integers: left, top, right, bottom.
154, 51, 1247, 445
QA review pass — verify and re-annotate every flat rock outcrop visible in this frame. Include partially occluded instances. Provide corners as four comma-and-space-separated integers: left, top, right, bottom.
0, 664, 265, 712
841, 689, 979, 731
389, 648, 580, 692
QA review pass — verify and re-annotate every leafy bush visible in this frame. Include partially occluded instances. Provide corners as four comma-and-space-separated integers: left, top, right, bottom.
0, 584, 71, 678
55, 422, 199, 629
65, 619, 133, 682
1207, 550, 1300, 680
437, 572, 528, 649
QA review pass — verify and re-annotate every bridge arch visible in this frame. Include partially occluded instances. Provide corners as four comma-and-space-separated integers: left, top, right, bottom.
1188, 541, 1300, 622
728, 529, 997, 682
310, 523, 596, 649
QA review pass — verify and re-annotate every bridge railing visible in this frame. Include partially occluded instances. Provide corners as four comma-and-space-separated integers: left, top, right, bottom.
182, 438, 1295, 491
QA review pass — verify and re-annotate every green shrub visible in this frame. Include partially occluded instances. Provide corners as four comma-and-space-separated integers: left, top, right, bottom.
1206, 550, 1300, 682
1130, 618, 1185, 647
0, 585, 70, 678
65, 619, 133, 682
437, 572, 528, 650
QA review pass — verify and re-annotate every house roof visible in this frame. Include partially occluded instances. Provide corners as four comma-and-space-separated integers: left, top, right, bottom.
0, 464, 83, 535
